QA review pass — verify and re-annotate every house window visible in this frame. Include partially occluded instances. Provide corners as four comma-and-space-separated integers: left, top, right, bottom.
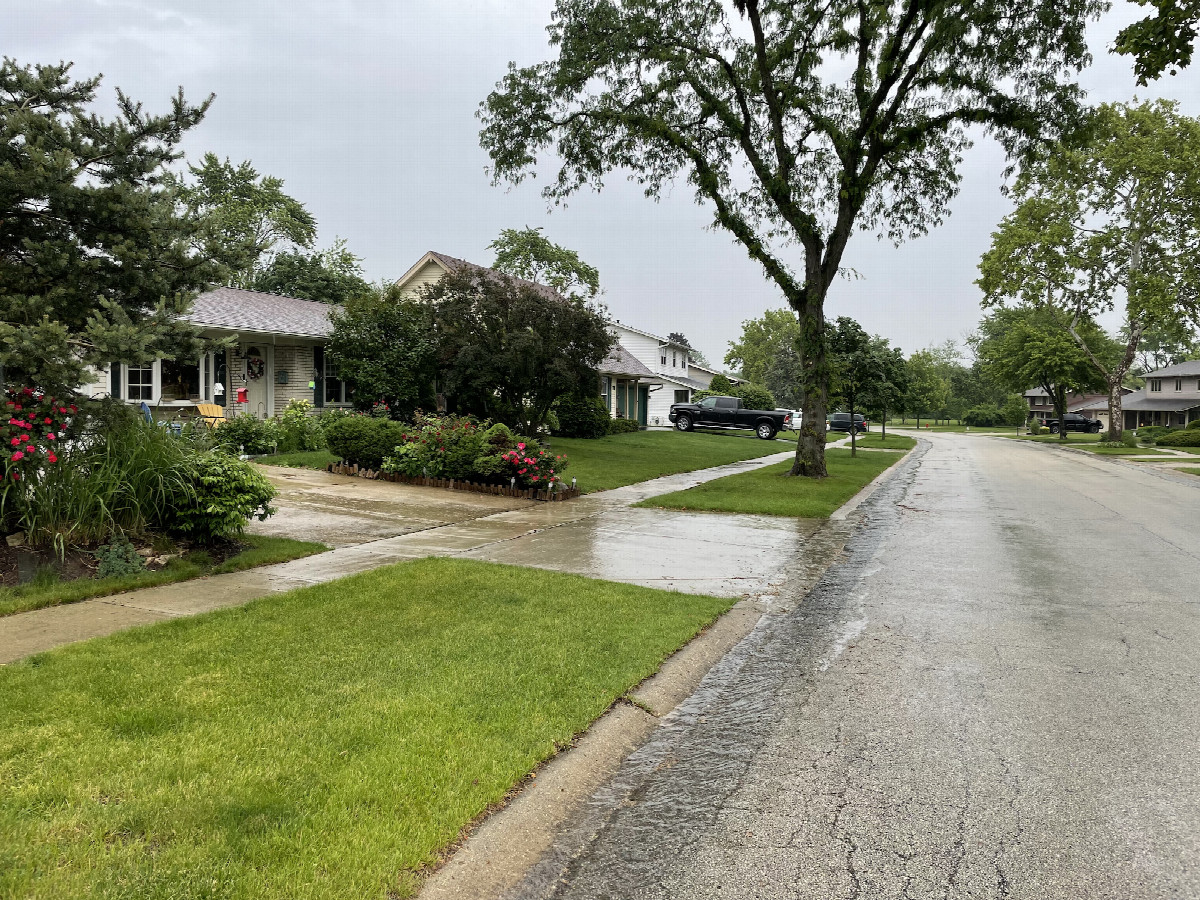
674, 389, 689, 404
160, 358, 201, 402
1176, 378, 1183, 392
601, 376, 612, 411
660, 355, 667, 366
315, 348, 351, 405
126, 365, 153, 401
672, 352, 678, 367
1150, 379, 1162, 392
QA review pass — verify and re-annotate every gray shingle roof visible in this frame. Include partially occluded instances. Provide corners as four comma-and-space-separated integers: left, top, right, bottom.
1122, 396, 1200, 412
185, 287, 336, 338
1142, 360, 1200, 378
600, 342, 656, 378
427, 251, 564, 303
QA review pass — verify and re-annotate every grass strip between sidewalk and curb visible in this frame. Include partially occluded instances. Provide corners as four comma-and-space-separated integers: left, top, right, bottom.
0, 558, 732, 900
1003, 434, 1168, 456
255, 449, 339, 469
0, 536, 328, 618
1177, 467, 1200, 477
634, 447, 906, 518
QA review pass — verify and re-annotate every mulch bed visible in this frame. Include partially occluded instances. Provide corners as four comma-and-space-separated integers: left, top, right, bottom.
0, 536, 245, 588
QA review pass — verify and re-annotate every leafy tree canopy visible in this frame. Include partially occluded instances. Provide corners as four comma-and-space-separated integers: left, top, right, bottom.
171, 152, 316, 286
0, 59, 217, 393
480, 0, 1105, 477
1113, 0, 1199, 84
903, 351, 950, 424
425, 268, 613, 434
488, 227, 600, 302
725, 309, 801, 387
249, 238, 373, 305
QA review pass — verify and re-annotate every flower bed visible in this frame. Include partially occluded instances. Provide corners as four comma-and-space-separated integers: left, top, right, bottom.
324, 461, 582, 501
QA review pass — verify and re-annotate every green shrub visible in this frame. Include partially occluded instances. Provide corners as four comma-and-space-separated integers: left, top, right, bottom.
607, 417, 641, 434
1000, 395, 1029, 426
278, 399, 324, 452
382, 415, 487, 480
1156, 429, 1200, 447
168, 451, 277, 542
324, 415, 407, 469
693, 381, 776, 411
1121, 430, 1139, 448
1028, 419, 1043, 435
214, 414, 283, 455
93, 534, 146, 578
963, 404, 1004, 427
553, 393, 611, 439
1187, 419, 1200, 430
709, 373, 734, 393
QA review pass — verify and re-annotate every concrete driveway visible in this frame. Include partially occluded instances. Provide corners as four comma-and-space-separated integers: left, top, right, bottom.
504, 433, 1200, 900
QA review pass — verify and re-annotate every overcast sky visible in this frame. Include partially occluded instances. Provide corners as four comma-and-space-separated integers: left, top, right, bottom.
10, 1, 1198, 365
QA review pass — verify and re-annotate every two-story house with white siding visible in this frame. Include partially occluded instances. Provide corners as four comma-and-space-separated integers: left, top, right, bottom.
1122, 361, 1200, 430
80, 287, 346, 420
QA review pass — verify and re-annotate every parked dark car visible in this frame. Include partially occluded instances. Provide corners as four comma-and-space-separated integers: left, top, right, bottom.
1045, 413, 1102, 434
669, 396, 790, 440
827, 412, 868, 434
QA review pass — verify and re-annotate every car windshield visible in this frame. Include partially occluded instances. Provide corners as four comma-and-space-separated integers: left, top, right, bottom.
698, 397, 717, 409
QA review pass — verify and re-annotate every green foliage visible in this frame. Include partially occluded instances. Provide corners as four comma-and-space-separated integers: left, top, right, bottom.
1157, 429, 1200, 447
1000, 394, 1030, 426
324, 415, 407, 470
326, 286, 438, 419
725, 310, 800, 387
1029, 419, 1044, 435
278, 399, 324, 452
1188, 419, 1200, 430
1137, 425, 1173, 443
1121, 430, 1140, 448
708, 373, 734, 394
693, 382, 776, 411
93, 535, 146, 579
607, 417, 641, 435
171, 153, 316, 286
425, 268, 613, 434
213, 413, 283, 456
249, 238, 373, 305
169, 451, 276, 542
0, 60, 218, 393
903, 351, 950, 422
553, 393, 611, 439
1113, 0, 1198, 84
488, 227, 600, 302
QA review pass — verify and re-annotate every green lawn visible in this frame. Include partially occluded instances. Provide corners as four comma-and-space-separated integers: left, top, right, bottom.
256, 449, 338, 469
0, 536, 327, 618
842, 432, 917, 451
0, 558, 731, 899
548, 430, 785, 492
636, 447, 904, 518
1177, 467, 1200, 476
891, 422, 1023, 433
1004, 434, 1168, 455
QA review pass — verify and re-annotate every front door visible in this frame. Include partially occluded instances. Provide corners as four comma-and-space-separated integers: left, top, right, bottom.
638, 386, 649, 426
242, 344, 272, 419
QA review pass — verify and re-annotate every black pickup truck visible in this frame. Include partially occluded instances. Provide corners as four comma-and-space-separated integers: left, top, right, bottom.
669, 396, 790, 440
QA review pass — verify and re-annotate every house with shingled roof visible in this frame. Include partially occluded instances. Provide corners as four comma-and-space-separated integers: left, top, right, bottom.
82, 286, 347, 419
1121, 360, 1200, 430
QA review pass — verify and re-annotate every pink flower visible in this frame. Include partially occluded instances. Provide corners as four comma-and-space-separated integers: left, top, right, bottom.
47, 452, 57, 464
517, 442, 526, 451
46, 433, 55, 441
518, 468, 526, 474
8, 438, 17, 447
531, 475, 539, 482
11, 451, 23, 461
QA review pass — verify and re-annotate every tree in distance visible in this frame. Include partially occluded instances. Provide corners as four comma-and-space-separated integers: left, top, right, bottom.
0, 60, 217, 393
479, 0, 1106, 478
978, 101, 1200, 440
903, 351, 949, 430
488, 227, 601, 303
250, 238, 373, 305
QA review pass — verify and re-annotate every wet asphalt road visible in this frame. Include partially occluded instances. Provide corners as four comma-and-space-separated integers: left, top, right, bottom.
511, 434, 1200, 899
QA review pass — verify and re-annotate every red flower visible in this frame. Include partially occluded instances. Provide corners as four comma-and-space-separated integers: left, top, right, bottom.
46, 433, 56, 441
69, 405, 77, 412
11, 451, 23, 461
43, 417, 51, 424
518, 468, 526, 474
531, 475, 539, 481
47, 452, 57, 463
8, 438, 17, 447
10, 472, 19, 481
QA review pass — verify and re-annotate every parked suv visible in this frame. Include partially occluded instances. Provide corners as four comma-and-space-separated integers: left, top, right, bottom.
1045, 413, 1101, 434
828, 413, 867, 434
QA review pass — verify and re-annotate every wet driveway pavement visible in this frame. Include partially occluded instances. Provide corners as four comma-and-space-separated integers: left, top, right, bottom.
505, 434, 1200, 900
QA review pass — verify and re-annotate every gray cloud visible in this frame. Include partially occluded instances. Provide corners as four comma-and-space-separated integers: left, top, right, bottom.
8, 0, 1197, 365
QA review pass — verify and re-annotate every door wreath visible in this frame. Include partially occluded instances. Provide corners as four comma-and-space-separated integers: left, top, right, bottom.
245, 353, 266, 381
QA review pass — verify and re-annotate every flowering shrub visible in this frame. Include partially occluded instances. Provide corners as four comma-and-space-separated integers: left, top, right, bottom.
1, 387, 75, 484
382, 416, 569, 489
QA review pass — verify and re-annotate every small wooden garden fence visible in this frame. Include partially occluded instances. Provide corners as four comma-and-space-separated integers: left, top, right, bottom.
325, 462, 581, 502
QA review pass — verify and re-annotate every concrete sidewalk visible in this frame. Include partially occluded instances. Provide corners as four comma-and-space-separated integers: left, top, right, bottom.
0, 448, 798, 664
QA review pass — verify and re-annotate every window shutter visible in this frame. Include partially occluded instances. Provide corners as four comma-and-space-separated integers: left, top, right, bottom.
110, 362, 121, 398
313, 346, 325, 408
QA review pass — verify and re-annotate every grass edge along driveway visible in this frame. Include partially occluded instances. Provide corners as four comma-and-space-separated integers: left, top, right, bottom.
0, 557, 732, 900
636, 447, 906, 518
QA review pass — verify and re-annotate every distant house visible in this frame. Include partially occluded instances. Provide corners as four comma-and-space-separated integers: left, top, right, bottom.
1121, 361, 1200, 429
1023, 386, 1123, 431
84, 287, 345, 419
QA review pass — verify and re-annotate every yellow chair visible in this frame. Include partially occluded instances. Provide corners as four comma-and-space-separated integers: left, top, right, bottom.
195, 403, 226, 427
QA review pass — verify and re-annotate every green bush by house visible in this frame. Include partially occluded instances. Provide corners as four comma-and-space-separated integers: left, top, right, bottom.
693, 381, 776, 411
553, 393, 612, 439
324, 415, 408, 469
607, 417, 641, 434
1156, 429, 1200, 447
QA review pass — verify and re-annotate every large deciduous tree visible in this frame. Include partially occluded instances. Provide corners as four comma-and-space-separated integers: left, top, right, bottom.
978, 101, 1200, 440
488, 227, 601, 303
479, 0, 1104, 477
426, 269, 613, 434
250, 238, 373, 305
1113, 0, 1198, 84
975, 307, 1112, 440
172, 153, 316, 286
0, 60, 217, 394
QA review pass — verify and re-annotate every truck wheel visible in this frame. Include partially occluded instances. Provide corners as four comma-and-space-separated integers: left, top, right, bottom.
1090, 423, 1101, 433
675, 414, 693, 432
1048, 423, 1060, 434
756, 422, 776, 440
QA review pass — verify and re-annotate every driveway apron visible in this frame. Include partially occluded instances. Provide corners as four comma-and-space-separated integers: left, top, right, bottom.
507, 434, 1200, 900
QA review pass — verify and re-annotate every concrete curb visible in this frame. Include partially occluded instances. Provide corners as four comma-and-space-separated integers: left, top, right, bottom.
416, 439, 924, 900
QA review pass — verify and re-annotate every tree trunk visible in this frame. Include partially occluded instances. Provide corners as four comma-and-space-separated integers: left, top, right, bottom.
849, 395, 857, 457
790, 293, 829, 478
1106, 378, 1123, 442
1054, 386, 1068, 441
881, 407, 888, 438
